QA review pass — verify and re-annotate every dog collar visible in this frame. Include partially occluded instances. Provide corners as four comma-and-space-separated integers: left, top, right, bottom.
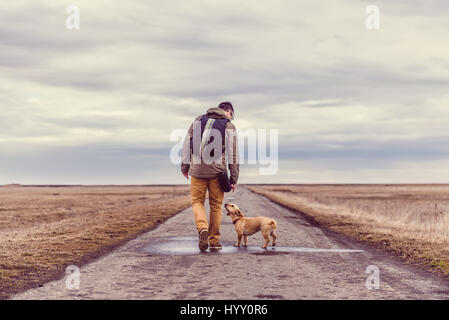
232, 217, 242, 225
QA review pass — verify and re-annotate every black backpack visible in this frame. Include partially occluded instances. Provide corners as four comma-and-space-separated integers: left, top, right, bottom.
191, 114, 228, 159
190, 114, 232, 192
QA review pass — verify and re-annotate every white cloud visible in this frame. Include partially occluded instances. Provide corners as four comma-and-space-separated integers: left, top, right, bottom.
0, 0, 448, 183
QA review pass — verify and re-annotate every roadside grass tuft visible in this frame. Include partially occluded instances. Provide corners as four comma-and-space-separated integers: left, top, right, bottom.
0, 185, 191, 299
248, 184, 449, 276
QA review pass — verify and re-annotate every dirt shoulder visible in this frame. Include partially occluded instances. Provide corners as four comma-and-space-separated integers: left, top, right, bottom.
247, 185, 449, 278
0, 186, 190, 299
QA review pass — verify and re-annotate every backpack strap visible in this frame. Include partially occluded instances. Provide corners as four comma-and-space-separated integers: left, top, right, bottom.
191, 115, 229, 159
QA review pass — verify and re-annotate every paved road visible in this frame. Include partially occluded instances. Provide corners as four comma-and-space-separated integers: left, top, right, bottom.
13, 187, 449, 299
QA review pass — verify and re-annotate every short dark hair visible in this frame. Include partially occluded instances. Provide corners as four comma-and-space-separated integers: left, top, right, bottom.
218, 101, 234, 114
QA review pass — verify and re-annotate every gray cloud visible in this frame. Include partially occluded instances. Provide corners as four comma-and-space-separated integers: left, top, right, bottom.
0, 0, 448, 184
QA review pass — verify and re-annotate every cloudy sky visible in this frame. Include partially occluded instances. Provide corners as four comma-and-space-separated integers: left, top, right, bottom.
1, 0, 448, 184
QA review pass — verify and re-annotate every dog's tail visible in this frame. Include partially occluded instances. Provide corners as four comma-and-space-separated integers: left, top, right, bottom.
269, 219, 277, 229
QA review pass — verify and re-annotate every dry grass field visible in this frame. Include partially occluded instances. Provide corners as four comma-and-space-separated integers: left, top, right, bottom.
248, 184, 449, 275
0, 185, 190, 299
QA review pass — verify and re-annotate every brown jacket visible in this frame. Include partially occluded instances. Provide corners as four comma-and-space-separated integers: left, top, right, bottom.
181, 107, 239, 184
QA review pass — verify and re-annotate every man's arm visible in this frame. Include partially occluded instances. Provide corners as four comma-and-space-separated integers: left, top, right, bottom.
181, 122, 194, 179
225, 124, 239, 186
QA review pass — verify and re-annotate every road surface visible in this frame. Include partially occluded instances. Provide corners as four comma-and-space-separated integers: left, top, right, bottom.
12, 187, 449, 299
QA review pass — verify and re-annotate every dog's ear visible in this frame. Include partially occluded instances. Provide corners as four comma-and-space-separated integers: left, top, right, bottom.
237, 208, 244, 217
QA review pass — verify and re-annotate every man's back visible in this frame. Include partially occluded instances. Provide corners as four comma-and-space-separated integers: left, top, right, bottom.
181, 107, 239, 185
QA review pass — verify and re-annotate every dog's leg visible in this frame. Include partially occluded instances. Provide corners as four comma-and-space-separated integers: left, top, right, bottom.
262, 231, 270, 249
234, 234, 242, 247
271, 231, 277, 246
243, 235, 247, 247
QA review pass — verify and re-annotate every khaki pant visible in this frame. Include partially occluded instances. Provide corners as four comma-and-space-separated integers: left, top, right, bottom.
190, 176, 224, 245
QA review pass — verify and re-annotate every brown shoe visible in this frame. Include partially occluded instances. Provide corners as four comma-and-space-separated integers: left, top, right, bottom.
209, 242, 222, 251
198, 229, 209, 252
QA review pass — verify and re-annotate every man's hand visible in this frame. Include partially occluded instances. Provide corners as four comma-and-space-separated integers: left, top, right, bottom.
231, 184, 236, 192
182, 171, 189, 180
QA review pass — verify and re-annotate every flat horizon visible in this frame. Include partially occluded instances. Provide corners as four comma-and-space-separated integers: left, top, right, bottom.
2, 183, 449, 187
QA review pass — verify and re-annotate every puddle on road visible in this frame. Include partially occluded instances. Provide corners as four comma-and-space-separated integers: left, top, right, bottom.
143, 237, 364, 256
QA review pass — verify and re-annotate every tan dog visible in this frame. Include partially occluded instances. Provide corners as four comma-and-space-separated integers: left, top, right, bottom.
224, 203, 277, 249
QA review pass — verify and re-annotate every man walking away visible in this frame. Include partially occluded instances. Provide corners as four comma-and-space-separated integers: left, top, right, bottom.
181, 102, 239, 251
